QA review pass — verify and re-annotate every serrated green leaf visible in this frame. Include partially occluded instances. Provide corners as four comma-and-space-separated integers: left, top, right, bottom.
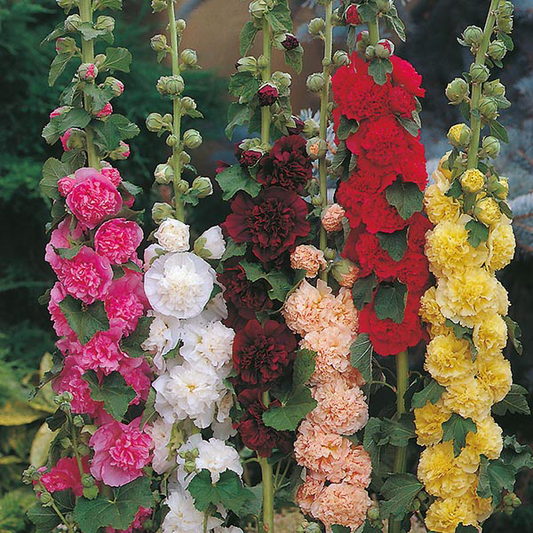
262, 386, 316, 431
368, 58, 393, 86
350, 333, 373, 384
83, 371, 135, 421
220, 239, 247, 262
240, 21, 258, 55
501, 435, 533, 473
351, 273, 377, 310
489, 119, 509, 143
140, 387, 157, 429
337, 114, 359, 141
73, 477, 153, 533
225, 102, 252, 140
397, 116, 419, 137
374, 281, 407, 324
82, 84, 114, 112
385, 179, 424, 220
332, 140, 349, 170
382, 415, 416, 447
363, 417, 384, 470
93, 114, 140, 151
492, 384, 530, 416
49, 52, 74, 87
101, 47, 132, 73
477, 456, 515, 504
380, 473, 423, 519
58, 296, 110, 345
265, 0, 292, 32
412, 380, 446, 409
43, 108, 92, 145
466, 219, 489, 248
498, 32, 514, 51
357, 3, 379, 22
442, 413, 477, 456
377, 228, 408, 262
216, 164, 261, 201
293, 349, 316, 387
384, 5, 406, 41
284, 45, 303, 74
121, 316, 154, 358
228, 71, 262, 103
503, 316, 523, 355
240, 261, 292, 302
40, 158, 69, 200
27, 502, 61, 532
78, 22, 108, 41
55, 244, 83, 260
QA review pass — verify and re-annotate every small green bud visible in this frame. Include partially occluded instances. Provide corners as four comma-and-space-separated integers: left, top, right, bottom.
64, 14, 82, 32
40, 492, 54, 506
154, 163, 174, 184
470, 63, 490, 83
177, 180, 190, 195
272, 71, 292, 90
77, 444, 90, 456
176, 19, 187, 32
412, 499, 421, 511
166, 134, 179, 147
78, 62, 98, 81
249, 0, 269, 19
83, 486, 99, 500
94, 54, 106, 67
308, 17, 326, 36
55, 37, 77, 55
306, 137, 327, 160
257, 55, 269, 69
65, 128, 86, 150
365, 45, 376, 60
103, 76, 124, 97
488, 175, 509, 199
146, 112, 164, 132
375, 39, 394, 59
311, 195, 322, 207
156, 75, 185, 96
306, 72, 325, 93
498, 1, 514, 18
95, 15, 115, 33
152, 202, 174, 224
462, 25, 483, 46
22, 466, 39, 484
180, 151, 191, 165
445, 77, 469, 104
497, 15, 513, 34
303, 119, 320, 138
73, 414, 85, 428
150, 34, 168, 52
56, 0, 77, 10
368, 506, 380, 521
488, 40, 507, 61
324, 247, 336, 261
479, 97, 499, 120
162, 113, 173, 125
376, 0, 392, 13
484, 79, 506, 97
109, 141, 130, 160
150, 0, 167, 12
192, 176, 213, 198
181, 96, 197, 111
331, 8, 342, 27
180, 49, 198, 67
81, 474, 95, 488
183, 129, 203, 149
481, 136, 501, 158
447, 123, 472, 148
333, 50, 350, 67
236, 56, 258, 73
60, 437, 72, 449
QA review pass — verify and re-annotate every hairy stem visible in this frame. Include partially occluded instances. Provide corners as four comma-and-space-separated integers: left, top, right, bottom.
466, 0, 502, 169
79, 0, 99, 170
259, 392, 274, 533
261, 17, 272, 145
367, 18, 380, 46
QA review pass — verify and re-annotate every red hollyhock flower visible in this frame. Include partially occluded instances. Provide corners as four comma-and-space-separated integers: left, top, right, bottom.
399, 144, 428, 190
282, 33, 300, 50
355, 232, 398, 279
240, 149, 263, 167
237, 389, 293, 457
258, 83, 279, 106
361, 192, 410, 234
345, 4, 361, 25
407, 213, 433, 251
233, 319, 296, 386
396, 250, 431, 294
223, 187, 310, 264
388, 85, 417, 118
359, 292, 425, 356
257, 135, 313, 193
390, 56, 425, 97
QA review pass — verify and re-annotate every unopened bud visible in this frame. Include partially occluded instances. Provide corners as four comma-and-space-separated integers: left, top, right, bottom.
324, 247, 336, 261
497, 15, 513, 34
40, 492, 54, 506
95, 15, 115, 33
151, 0, 168, 11
181, 97, 197, 111
109, 141, 130, 160
306, 72, 325, 93
146, 112, 164, 132
333, 50, 350, 67
306, 137, 327, 160
365, 45, 376, 60
447, 123, 472, 148
180, 151, 191, 165
83, 485, 99, 500
272, 71, 292, 90
257, 83, 279, 106
150, 34, 168, 52
308, 17, 326, 36
65, 128, 86, 150
64, 14, 82, 32
180, 49, 198, 67
488, 40, 507, 61
481, 136, 501, 158
479, 97, 499, 120
332, 259, 359, 288
498, 1, 514, 18
236, 56, 258, 73
460, 168, 485, 194
176, 19, 187, 32
368, 506, 380, 521
156, 75, 185, 96
375, 39, 394, 59
103, 76, 124, 96
488, 176, 509, 200
183, 129, 203, 149
55, 37, 77, 55
192, 176, 213, 198
249, 0, 269, 19
152, 202, 174, 224
81, 474, 95, 488
484, 79, 506, 97
166, 134, 178, 147
303, 118, 320, 138
154, 163, 174, 184
94, 53, 106, 67
345, 5, 361, 25
73, 415, 85, 428
445, 77, 469, 104
376, 0, 392, 12
470, 63, 490, 83
56, 0, 77, 9
78, 62, 98, 81
462, 25, 483, 46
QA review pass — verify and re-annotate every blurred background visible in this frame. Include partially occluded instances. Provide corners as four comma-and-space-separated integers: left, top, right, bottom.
0, 0, 532, 531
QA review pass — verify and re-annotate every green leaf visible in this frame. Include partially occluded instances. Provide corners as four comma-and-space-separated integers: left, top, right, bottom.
337, 114, 359, 141
240, 21, 258, 55
93, 114, 140, 151
465, 219, 489, 248
385, 180, 424, 220
225, 103, 252, 140
492, 384, 531, 416
82, 84, 114, 112
384, 5, 406, 41
498, 32, 514, 51
442, 413, 477, 456
140, 387, 157, 429
228, 72, 262, 103
377, 228, 408, 262
83, 371, 136, 421
477, 456, 515, 504
412, 380, 446, 409
188, 470, 254, 517
101, 47, 132, 73
58, 296, 110, 345
373, 281, 407, 324
120, 180, 143, 198
501, 435, 533, 473
350, 333, 373, 384
382, 415, 416, 447
121, 316, 154, 358
503, 316, 523, 355
456, 525, 478, 533
215, 164, 261, 201
380, 473, 423, 519
220, 239, 247, 262
331, 526, 350, 533
49, 52, 74, 87
357, 3, 379, 23
284, 45, 303, 74
363, 417, 385, 470
43, 108, 92, 145
73, 477, 153, 533
239, 261, 292, 301
55, 244, 83, 260
40, 158, 69, 200
265, 0, 293, 32
293, 349, 316, 387
77, 22, 108, 41
368, 58, 393, 86
42, 23, 67, 45
262, 386, 316, 431
332, 140, 349, 170
351, 273, 377, 310
489, 119, 509, 143
27, 502, 61, 532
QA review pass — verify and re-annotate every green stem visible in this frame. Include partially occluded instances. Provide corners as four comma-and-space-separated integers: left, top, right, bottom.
367, 18, 380, 46
79, 0, 99, 170
318, 0, 333, 280
260, 392, 274, 533
466, 0, 501, 170
389, 350, 410, 533
37, 482, 74, 533
168, 0, 185, 222
261, 17, 272, 145
69, 416, 84, 477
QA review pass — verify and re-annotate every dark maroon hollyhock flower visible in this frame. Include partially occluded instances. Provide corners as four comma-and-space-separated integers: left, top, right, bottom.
282, 33, 300, 51
233, 319, 296, 386
223, 187, 310, 264
237, 389, 293, 457
240, 149, 263, 167
345, 4, 361, 25
287, 116, 305, 136
257, 135, 313, 193
258, 83, 279, 107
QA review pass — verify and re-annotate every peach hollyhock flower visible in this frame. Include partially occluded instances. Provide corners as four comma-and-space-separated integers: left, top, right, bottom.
308, 374, 369, 435
290, 244, 327, 278
295, 472, 326, 515
322, 203, 346, 232
310, 482, 372, 532
341, 445, 372, 488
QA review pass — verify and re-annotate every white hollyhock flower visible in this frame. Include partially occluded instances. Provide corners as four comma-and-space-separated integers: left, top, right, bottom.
196, 438, 243, 483
199, 291, 228, 322
163, 487, 222, 533
214, 528, 245, 533
180, 320, 234, 371
143, 243, 165, 270
154, 218, 190, 252
175, 434, 203, 487
195, 226, 226, 259
144, 252, 215, 319
148, 418, 175, 474
142, 312, 182, 372
153, 362, 224, 428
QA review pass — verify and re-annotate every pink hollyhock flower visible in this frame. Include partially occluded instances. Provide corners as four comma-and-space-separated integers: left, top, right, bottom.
96, 102, 113, 118
100, 166, 122, 187
60, 129, 72, 151
44, 218, 83, 278
89, 418, 152, 487
119, 357, 152, 404
48, 282, 74, 338
95, 218, 143, 265
66, 168, 122, 229
59, 246, 113, 304
40, 456, 90, 497
57, 176, 76, 197
105, 507, 152, 533
75, 327, 125, 374
105, 272, 146, 334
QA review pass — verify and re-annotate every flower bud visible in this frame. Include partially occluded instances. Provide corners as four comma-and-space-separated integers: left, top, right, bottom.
333, 50, 350, 67
345, 5, 361, 25
151, 0, 168, 11
462, 25, 483, 46
183, 129, 203, 149
156, 75, 185, 96
306, 72, 325, 93
304, 523, 321, 533
375, 39, 394, 59
484, 79, 506, 97
272, 71, 292, 90
150, 34, 168, 53
103, 76, 124, 97
470, 63, 490, 83
488, 40, 507, 61
192, 176, 213, 198
488, 176, 509, 199
303, 118, 320, 138
81, 474, 95, 488
239, 149, 263, 167
324, 247, 336, 261
481, 136, 501, 158
55, 37, 77, 55
376, 0, 392, 12
287, 116, 305, 135
152, 202, 174, 224
331, 8, 342, 26
146, 112, 164, 132
180, 49, 198, 67
83, 486, 100, 500
94, 54, 106, 67
73, 415, 85, 427
257, 83, 279, 106
95, 15, 115, 33
236, 56, 258, 73
306, 137, 327, 160
331, 258, 360, 288
181, 96, 197, 111
498, 1, 514, 18
176, 18, 187, 32
194, 226, 225, 258
365, 45, 376, 60
56, 0, 77, 10
479, 97, 499, 120
65, 128, 86, 150
280, 33, 299, 51
249, 0, 269, 19
475, 197, 501, 226
447, 123, 472, 148
368, 506, 380, 521
460, 168, 485, 193
445, 77, 469, 104
40, 492, 54, 506
109, 141, 130, 160
180, 151, 191, 165
166, 134, 178, 147
311, 195, 322, 207
497, 15, 513, 34
154, 163, 174, 184
64, 14, 82, 32
308, 17, 326, 36
78, 62, 98, 81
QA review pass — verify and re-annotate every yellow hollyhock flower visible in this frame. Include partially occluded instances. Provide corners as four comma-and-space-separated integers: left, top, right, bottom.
414, 400, 451, 447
